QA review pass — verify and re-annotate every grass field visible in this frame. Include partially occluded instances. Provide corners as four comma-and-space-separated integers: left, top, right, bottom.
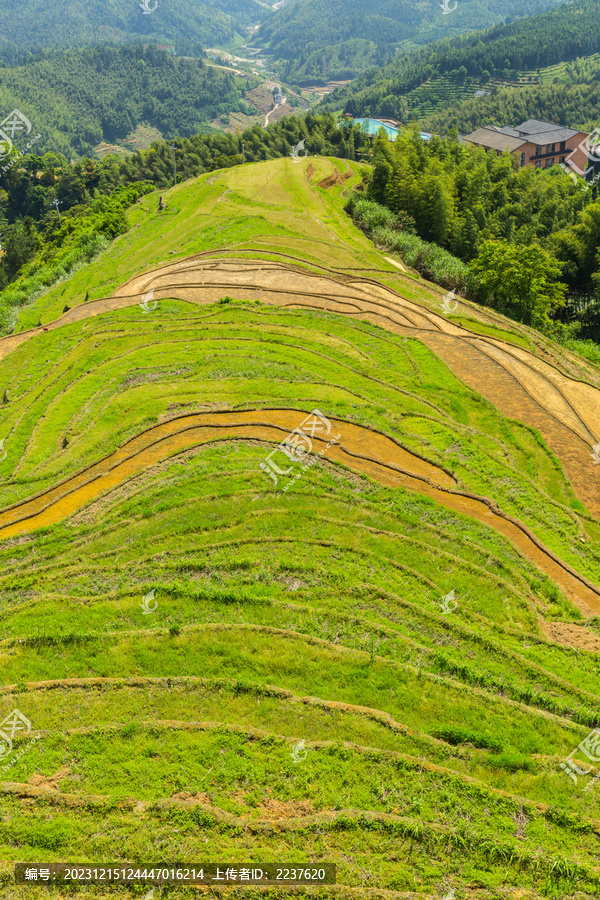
2, 157, 600, 898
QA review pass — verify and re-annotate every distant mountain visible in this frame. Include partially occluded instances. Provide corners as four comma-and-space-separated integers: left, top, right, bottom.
0, 0, 265, 63
252, 0, 571, 84
318, 0, 600, 121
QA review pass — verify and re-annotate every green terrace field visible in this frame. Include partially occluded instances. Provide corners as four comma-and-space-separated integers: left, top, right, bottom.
338, 50, 600, 126
397, 71, 547, 122
2, 157, 600, 897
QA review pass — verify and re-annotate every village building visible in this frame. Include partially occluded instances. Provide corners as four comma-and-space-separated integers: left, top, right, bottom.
465, 119, 590, 174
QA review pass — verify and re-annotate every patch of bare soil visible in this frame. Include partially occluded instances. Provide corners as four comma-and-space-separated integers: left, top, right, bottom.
268, 102, 293, 124
241, 86, 274, 115
539, 619, 600, 653
28, 765, 70, 790
171, 790, 212, 804
259, 798, 315, 818
318, 170, 352, 188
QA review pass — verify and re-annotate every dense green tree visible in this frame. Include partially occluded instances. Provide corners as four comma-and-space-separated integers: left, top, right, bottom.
418, 175, 453, 244
3, 217, 42, 278
553, 202, 600, 292
0, 46, 257, 160
469, 239, 566, 327
450, 210, 480, 259
370, 152, 393, 205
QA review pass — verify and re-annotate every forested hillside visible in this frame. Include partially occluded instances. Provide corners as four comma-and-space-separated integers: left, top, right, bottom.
0, 46, 256, 159
0, 0, 264, 64
363, 129, 594, 289
255, 0, 570, 84
320, 0, 600, 118
421, 62, 600, 135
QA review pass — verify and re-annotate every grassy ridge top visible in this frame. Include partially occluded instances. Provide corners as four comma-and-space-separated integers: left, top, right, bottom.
2, 157, 600, 897
10, 155, 576, 344
13, 157, 382, 328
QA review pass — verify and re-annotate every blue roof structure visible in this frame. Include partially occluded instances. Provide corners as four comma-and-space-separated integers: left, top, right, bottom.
354, 118, 431, 141
355, 118, 399, 139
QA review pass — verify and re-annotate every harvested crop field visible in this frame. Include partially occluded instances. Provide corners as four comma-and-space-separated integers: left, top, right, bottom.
2, 158, 600, 898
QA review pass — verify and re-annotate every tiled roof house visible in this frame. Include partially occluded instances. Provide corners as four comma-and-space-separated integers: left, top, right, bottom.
466, 119, 590, 174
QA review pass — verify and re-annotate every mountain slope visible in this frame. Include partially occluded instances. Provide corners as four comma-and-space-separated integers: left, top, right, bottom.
254, 0, 571, 83
320, 0, 600, 119
0, 45, 253, 159
0, 0, 264, 63
419, 55, 600, 134
2, 158, 600, 896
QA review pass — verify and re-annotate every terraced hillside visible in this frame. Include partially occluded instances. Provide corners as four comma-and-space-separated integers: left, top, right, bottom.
3, 158, 600, 898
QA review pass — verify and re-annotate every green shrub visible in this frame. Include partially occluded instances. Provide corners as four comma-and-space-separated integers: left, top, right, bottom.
432, 725, 502, 753
488, 752, 535, 772
0, 181, 153, 331
349, 197, 468, 291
